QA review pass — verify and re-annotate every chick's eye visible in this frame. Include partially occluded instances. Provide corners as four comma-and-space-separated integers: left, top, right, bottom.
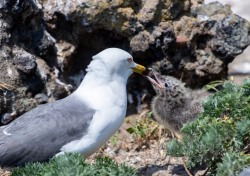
127, 58, 133, 63
165, 83, 169, 87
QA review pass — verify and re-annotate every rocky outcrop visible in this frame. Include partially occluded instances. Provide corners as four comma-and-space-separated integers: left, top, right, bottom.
0, 0, 249, 124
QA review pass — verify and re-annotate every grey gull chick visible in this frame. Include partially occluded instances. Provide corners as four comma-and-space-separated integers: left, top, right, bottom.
146, 70, 209, 139
0, 48, 146, 167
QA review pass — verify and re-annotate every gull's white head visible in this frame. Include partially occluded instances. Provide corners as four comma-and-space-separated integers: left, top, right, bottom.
86, 48, 145, 80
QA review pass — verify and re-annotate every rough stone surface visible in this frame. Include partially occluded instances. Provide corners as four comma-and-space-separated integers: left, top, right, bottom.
13, 48, 37, 74
0, 0, 249, 125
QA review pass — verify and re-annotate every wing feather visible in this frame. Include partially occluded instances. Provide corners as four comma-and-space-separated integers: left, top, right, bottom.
0, 95, 95, 167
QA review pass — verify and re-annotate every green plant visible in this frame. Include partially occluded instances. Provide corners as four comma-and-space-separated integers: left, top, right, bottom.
126, 112, 159, 142
109, 133, 119, 146
11, 153, 136, 176
203, 80, 224, 92
167, 79, 250, 175
217, 152, 250, 176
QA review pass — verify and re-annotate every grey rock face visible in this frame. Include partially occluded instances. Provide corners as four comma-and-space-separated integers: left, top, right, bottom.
0, 1, 58, 125
34, 93, 48, 104
13, 49, 37, 74
211, 15, 250, 58
150, 2, 250, 87
193, 2, 250, 59
239, 167, 250, 176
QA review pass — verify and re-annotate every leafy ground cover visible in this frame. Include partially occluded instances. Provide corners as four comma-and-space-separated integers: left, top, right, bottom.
167, 79, 250, 175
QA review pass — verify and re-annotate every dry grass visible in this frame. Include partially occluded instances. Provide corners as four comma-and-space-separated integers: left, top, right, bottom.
0, 83, 14, 91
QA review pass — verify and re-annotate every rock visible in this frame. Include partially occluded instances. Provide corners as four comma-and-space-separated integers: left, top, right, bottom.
191, 1, 232, 17
192, 2, 250, 59
53, 84, 72, 100
33, 30, 56, 58
239, 167, 250, 176
149, 2, 250, 87
136, 0, 161, 25
0, 112, 16, 125
13, 49, 37, 74
0, 0, 249, 125
34, 93, 48, 104
210, 15, 250, 59
130, 30, 154, 52
14, 95, 37, 115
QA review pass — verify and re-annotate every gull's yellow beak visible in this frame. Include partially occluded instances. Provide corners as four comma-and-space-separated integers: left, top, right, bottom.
132, 64, 146, 75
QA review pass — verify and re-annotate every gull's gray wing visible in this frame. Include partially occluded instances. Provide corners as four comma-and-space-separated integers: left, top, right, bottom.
0, 95, 95, 167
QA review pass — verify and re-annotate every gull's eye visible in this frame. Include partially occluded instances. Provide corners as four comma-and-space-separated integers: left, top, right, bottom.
127, 58, 133, 63
165, 82, 169, 87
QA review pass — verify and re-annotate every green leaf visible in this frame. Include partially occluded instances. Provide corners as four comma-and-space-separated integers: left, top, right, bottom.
126, 127, 135, 134
11, 153, 136, 176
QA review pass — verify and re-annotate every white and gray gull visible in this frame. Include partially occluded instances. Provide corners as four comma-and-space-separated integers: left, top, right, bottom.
0, 48, 146, 167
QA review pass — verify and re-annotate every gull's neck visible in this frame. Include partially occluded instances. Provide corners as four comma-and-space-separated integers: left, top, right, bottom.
72, 70, 129, 110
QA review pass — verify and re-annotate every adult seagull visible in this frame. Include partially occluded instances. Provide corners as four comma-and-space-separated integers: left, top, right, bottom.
0, 48, 146, 167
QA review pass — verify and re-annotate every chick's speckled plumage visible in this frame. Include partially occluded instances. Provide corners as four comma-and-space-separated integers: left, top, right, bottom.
147, 71, 209, 139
